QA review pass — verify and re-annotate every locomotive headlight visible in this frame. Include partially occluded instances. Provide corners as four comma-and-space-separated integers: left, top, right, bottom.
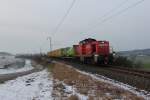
94, 54, 99, 57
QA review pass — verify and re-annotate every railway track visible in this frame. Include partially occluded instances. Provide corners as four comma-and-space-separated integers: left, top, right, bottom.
53, 57, 150, 79
101, 65, 150, 79
48, 57, 150, 91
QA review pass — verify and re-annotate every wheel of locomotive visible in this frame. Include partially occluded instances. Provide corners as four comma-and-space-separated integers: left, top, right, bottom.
83, 57, 88, 64
88, 55, 98, 64
90, 57, 96, 64
96, 56, 104, 64
83, 57, 91, 64
80, 57, 91, 64
104, 60, 108, 64
104, 56, 109, 64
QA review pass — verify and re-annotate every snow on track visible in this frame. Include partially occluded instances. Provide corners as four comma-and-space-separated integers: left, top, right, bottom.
0, 70, 53, 100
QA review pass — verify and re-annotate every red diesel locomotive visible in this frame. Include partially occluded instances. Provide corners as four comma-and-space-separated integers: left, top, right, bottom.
73, 38, 114, 64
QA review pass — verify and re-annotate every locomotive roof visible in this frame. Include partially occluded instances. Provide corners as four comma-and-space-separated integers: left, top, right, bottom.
79, 38, 96, 44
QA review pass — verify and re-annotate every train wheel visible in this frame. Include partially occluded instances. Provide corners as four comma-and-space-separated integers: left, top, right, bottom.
104, 61, 108, 64
89, 56, 97, 65
103, 57, 108, 64
90, 58, 95, 64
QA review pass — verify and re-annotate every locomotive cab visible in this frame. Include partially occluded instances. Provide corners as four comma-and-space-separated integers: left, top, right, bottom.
97, 41, 110, 64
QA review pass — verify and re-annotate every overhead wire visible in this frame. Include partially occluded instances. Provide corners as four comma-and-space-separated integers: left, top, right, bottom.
84, 0, 145, 33
52, 0, 76, 35
87, 0, 129, 27
43, 0, 76, 51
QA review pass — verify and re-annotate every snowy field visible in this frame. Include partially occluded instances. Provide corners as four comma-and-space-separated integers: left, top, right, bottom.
0, 60, 33, 74
0, 55, 24, 69
0, 70, 53, 100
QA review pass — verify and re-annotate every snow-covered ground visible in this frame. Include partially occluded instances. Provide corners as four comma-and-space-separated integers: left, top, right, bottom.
0, 55, 24, 69
63, 82, 88, 100
53, 79, 88, 100
0, 69, 53, 100
0, 60, 33, 74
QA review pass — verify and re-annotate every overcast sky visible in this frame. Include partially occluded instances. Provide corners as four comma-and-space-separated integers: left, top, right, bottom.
0, 0, 149, 54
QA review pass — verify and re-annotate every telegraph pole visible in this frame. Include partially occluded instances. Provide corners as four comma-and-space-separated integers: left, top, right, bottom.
47, 37, 52, 52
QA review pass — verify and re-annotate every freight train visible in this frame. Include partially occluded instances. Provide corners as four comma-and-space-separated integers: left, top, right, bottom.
47, 38, 115, 64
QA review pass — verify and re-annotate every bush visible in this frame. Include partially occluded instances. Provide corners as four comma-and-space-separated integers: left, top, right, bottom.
133, 60, 143, 68
114, 56, 133, 67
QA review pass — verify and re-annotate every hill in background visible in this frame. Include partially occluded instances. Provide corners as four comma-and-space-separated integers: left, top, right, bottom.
0, 52, 12, 56
117, 49, 150, 69
118, 49, 150, 57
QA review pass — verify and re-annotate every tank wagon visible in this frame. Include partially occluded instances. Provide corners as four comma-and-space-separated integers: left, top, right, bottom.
47, 38, 114, 64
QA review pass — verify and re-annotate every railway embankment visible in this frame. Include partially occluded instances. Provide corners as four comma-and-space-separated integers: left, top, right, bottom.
46, 61, 149, 100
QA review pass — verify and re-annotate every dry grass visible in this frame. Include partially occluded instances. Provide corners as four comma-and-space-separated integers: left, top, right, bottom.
87, 95, 94, 100
51, 62, 144, 100
69, 95, 79, 100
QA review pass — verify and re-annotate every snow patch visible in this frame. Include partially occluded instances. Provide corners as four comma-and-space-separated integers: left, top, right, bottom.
62, 82, 88, 100
0, 70, 53, 100
0, 60, 33, 74
0, 55, 23, 68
